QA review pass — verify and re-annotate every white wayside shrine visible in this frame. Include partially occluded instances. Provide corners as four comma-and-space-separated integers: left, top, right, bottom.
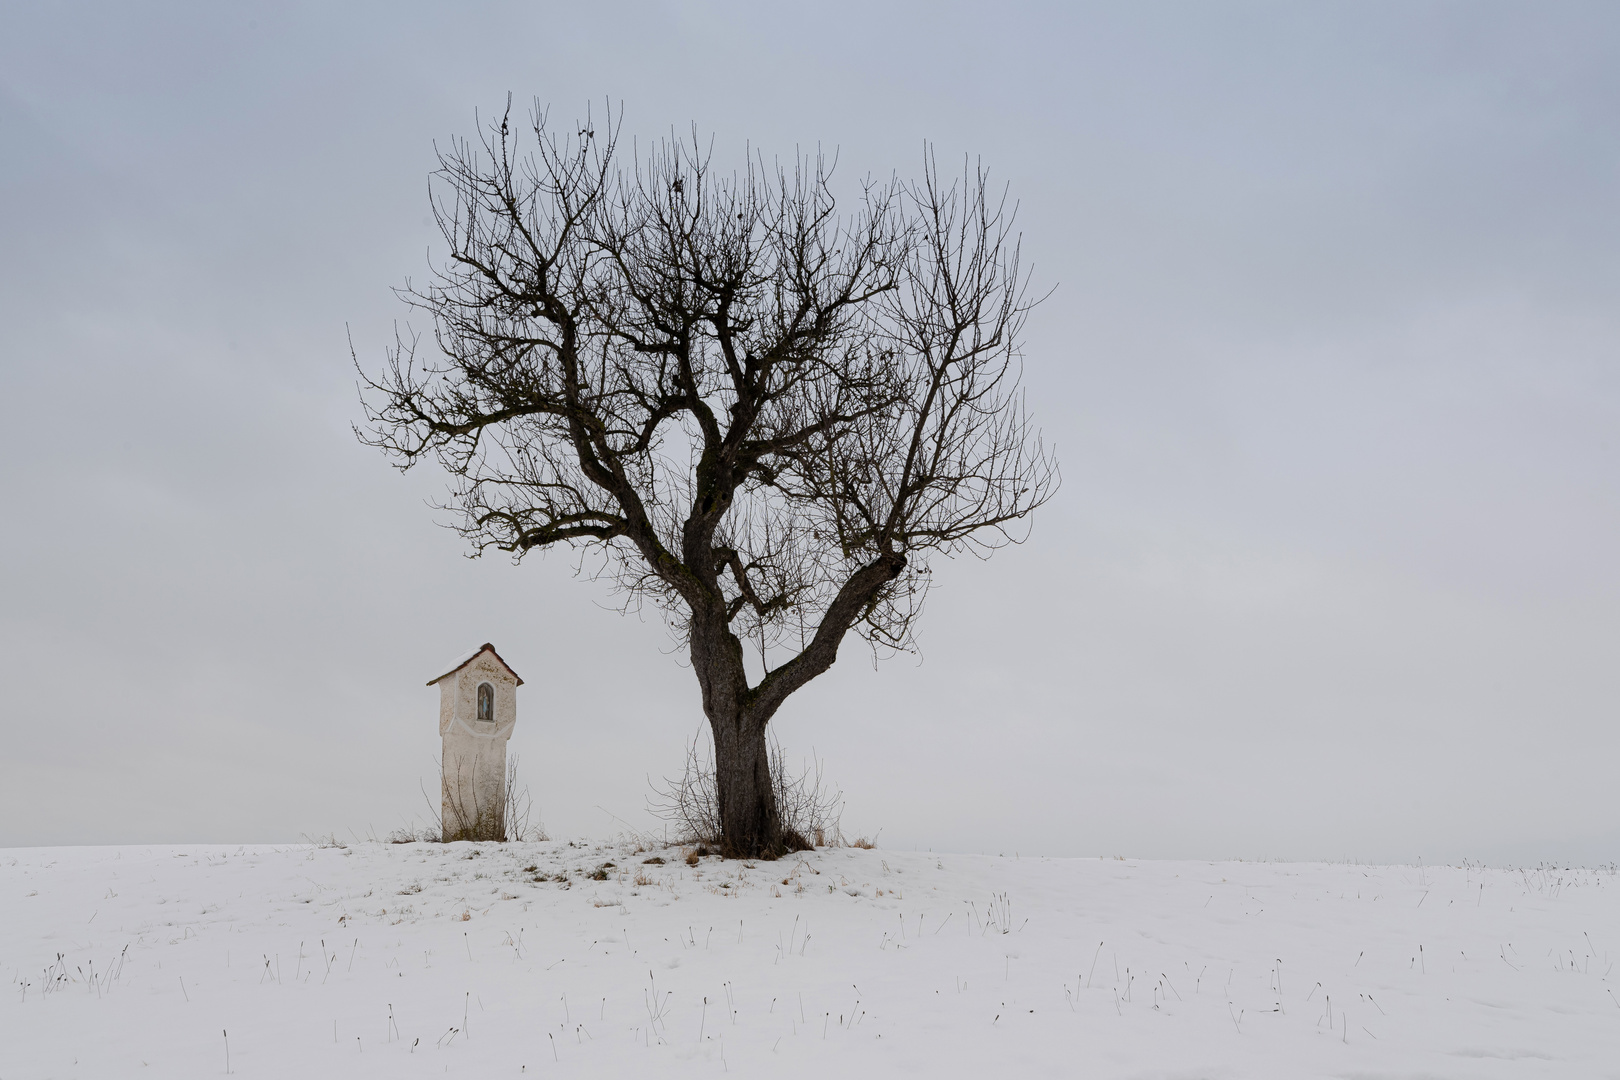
427, 643, 523, 842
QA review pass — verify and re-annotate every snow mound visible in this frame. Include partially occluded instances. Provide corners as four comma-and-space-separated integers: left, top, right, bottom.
3, 843, 1614, 1077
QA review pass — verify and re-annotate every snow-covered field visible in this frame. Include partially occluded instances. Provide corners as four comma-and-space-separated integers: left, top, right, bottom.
3, 842, 1615, 1078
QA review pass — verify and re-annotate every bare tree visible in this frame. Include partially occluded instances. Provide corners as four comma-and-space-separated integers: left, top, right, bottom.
358, 101, 1057, 858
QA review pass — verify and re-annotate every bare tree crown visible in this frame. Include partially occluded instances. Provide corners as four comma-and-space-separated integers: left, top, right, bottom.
359, 102, 1056, 704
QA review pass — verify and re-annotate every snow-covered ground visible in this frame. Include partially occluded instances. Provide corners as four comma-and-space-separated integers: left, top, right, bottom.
3, 842, 1615, 1078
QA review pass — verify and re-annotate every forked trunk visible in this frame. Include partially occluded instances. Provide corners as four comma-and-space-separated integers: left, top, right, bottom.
687, 555, 903, 858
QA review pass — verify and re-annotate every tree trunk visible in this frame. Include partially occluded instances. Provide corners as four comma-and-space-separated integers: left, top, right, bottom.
708, 709, 785, 859
686, 555, 905, 858
689, 600, 794, 859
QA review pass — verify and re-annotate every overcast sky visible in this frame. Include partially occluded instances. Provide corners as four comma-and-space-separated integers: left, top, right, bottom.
2, 1, 1617, 864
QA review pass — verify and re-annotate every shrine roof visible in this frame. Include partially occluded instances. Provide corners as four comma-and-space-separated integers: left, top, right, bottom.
426, 643, 525, 686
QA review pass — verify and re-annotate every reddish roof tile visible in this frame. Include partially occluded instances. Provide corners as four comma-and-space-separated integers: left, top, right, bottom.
426, 643, 524, 686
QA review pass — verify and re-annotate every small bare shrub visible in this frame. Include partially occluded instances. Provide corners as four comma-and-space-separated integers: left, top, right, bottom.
649, 732, 844, 853
503, 755, 550, 842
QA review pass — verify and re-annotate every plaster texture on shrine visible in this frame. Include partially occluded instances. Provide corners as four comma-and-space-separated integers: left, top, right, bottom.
427, 643, 523, 842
